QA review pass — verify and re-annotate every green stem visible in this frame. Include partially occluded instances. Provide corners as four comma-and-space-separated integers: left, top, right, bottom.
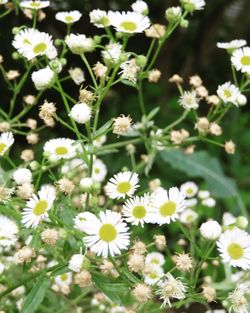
81, 54, 98, 89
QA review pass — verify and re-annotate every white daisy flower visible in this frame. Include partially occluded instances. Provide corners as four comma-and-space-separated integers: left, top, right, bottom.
145, 252, 165, 267
222, 212, 236, 226
156, 272, 186, 307
13, 168, 32, 185
179, 208, 198, 225
228, 287, 249, 313
105, 171, 139, 199
74, 212, 100, 233
231, 47, 250, 74
198, 190, 210, 199
55, 10, 82, 24
179, 90, 199, 110
55, 272, 73, 287
69, 102, 91, 124
20, 1, 50, 10
102, 42, 123, 67
131, 1, 149, 15
68, 254, 84, 272
108, 11, 150, 33
89, 9, 110, 28
0, 215, 18, 247
82, 210, 130, 257
122, 194, 154, 226
65, 34, 95, 54
144, 265, 164, 285
217, 82, 240, 105
0, 131, 14, 156
150, 187, 186, 225
217, 39, 247, 50
217, 228, 250, 270
43, 138, 78, 162
202, 197, 216, 207
21, 185, 56, 228
181, 0, 205, 11
12, 28, 56, 61
92, 158, 107, 183
31, 66, 56, 90
200, 220, 222, 240
185, 198, 198, 208
180, 181, 198, 198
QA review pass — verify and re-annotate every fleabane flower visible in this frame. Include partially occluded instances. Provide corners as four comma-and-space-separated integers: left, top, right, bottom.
180, 208, 198, 225
105, 171, 139, 199
89, 9, 110, 28
179, 90, 199, 110
131, 0, 149, 15
82, 210, 130, 257
217, 228, 250, 270
12, 28, 56, 60
20, 1, 50, 10
108, 11, 150, 33
43, 138, 78, 162
65, 34, 95, 54
231, 47, 250, 74
144, 265, 164, 285
122, 194, 154, 226
228, 287, 249, 313
156, 273, 187, 307
150, 187, 186, 225
92, 158, 107, 183
102, 42, 123, 67
180, 181, 198, 198
21, 185, 56, 228
68, 254, 86, 272
0, 215, 18, 247
145, 252, 165, 267
69, 102, 91, 124
0, 0, 8, 4
55, 10, 82, 24
31, 66, 56, 90
217, 82, 240, 105
200, 220, 222, 240
0, 131, 14, 156
217, 39, 247, 51
181, 0, 205, 12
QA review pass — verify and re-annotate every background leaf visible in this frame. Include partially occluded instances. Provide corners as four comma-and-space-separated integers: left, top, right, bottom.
160, 149, 247, 216
21, 274, 50, 313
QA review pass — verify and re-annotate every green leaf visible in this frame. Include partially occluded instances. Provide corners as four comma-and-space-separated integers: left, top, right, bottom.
92, 272, 128, 304
146, 107, 160, 121
21, 274, 50, 313
93, 120, 113, 139
160, 150, 247, 215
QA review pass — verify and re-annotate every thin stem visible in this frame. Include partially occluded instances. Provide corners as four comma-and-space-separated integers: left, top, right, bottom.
81, 54, 98, 89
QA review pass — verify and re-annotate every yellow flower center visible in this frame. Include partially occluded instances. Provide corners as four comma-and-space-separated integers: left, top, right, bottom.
149, 272, 158, 279
94, 168, 100, 174
30, 2, 41, 8
0, 143, 7, 154
117, 181, 131, 194
224, 89, 232, 98
227, 243, 244, 260
65, 15, 74, 23
60, 273, 68, 281
151, 258, 160, 265
241, 56, 250, 66
159, 201, 176, 217
132, 205, 146, 219
99, 223, 117, 242
120, 21, 137, 32
186, 188, 193, 195
55, 146, 68, 155
33, 42, 47, 54
33, 200, 48, 216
